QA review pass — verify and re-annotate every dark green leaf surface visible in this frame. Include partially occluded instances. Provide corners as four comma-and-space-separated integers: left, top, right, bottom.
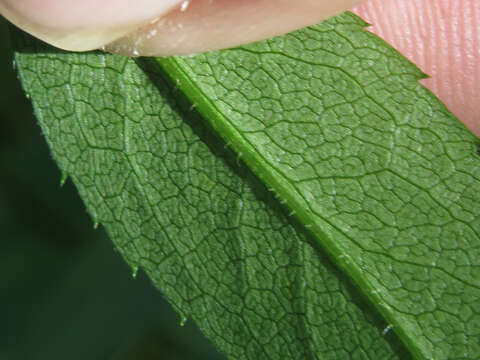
157, 13, 480, 359
13, 12, 480, 360
13, 44, 407, 360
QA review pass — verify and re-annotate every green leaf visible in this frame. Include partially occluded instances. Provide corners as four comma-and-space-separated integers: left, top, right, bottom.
13, 12, 480, 360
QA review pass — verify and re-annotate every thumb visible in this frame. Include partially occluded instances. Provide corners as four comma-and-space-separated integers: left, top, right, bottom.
352, 0, 480, 137
0, 0, 185, 51
0, 0, 364, 54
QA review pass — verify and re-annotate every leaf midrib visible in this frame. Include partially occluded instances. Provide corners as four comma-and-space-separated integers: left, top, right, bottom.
155, 56, 427, 360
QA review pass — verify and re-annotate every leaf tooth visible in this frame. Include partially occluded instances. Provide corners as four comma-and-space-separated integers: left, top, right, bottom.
131, 265, 139, 279
179, 315, 188, 327
60, 171, 68, 186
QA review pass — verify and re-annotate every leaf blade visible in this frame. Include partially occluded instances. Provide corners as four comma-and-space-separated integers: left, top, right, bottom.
13, 38, 409, 359
157, 12, 480, 359
13, 10, 480, 360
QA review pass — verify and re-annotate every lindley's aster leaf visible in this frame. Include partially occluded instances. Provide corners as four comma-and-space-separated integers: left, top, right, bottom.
13, 12, 480, 360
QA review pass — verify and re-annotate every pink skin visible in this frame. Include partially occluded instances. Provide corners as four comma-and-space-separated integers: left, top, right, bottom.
0, 0, 478, 136
352, 0, 480, 137
105, 0, 365, 55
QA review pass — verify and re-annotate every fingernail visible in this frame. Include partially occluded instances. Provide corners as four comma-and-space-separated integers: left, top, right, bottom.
0, 0, 184, 51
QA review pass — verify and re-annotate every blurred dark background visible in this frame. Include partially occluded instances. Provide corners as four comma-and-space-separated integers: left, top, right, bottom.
0, 17, 225, 360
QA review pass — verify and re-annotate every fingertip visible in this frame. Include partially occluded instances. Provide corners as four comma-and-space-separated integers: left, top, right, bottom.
106, 0, 367, 56
353, 0, 480, 137
0, 0, 184, 51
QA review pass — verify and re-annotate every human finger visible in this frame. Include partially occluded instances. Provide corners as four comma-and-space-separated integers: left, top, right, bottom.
353, 0, 480, 137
